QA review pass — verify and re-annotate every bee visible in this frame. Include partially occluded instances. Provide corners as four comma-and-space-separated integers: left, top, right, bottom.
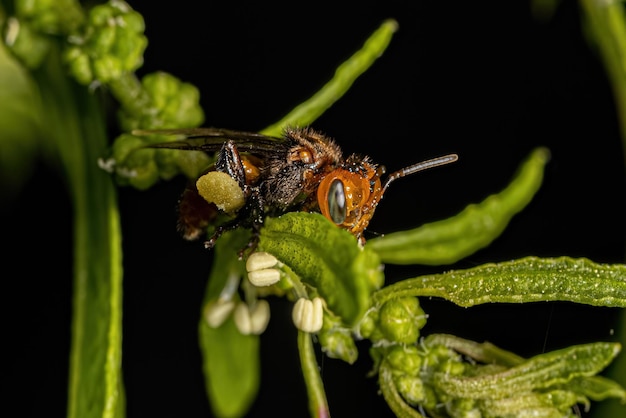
137, 126, 458, 252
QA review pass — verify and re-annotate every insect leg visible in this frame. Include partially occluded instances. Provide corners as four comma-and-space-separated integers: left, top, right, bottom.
203, 186, 267, 258
204, 222, 242, 251
215, 140, 248, 191
238, 188, 266, 257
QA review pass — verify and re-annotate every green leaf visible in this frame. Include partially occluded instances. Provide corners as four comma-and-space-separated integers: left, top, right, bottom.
478, 390, 581, 417
199, 320, 260, 418
371, 256, 626, 308
594, 308, 626, 416
368, 147, 550, 265
261, 19, 398, 136
259, 212, 384, 326
199, 231, 260, 418
567, 375, 626, 402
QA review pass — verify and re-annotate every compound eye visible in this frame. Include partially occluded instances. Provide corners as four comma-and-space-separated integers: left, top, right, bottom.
327, 179, 346, 224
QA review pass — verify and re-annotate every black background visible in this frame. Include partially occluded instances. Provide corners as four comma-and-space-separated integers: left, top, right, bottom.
5, 1, 626, 417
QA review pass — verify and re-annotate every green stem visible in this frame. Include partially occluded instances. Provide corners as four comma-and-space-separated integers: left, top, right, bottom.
424, 334, 525, 366
34, 42, 124, 418
378, 361, 423, 418
298, 331, 329, 418
103, 200, 124, 418
579, 0, 626, 164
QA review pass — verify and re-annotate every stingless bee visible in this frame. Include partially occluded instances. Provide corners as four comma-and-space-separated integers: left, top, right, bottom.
136, 126, 458, 252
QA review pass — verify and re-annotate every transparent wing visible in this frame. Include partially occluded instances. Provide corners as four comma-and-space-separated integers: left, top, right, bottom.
133, 127, 289, 155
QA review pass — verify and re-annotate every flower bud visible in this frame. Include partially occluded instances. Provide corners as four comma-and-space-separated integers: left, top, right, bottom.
246, 251, 278, 272
140, 72, 204, 129
439, 359, 466, 376
378, 297, 426, 344
318, 325, 358, 364
292, 297, 324, 333
386, 345, 423, 377
233, 300, 270, 335
203, 299, 236, 328
247, 269, 281, 287
445, 398, 479, 417
108, 133, 160, 189
357, 311, 376, 339
394, 375, 426, 406
246, 252, 281, 287
424, 344, 455, 368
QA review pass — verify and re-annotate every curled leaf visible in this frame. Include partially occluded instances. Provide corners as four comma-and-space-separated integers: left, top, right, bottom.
433, 342, 621, 400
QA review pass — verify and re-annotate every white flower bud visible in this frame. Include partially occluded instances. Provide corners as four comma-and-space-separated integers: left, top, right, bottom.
247, 269, 281, 287
246, 251, 278, 272
246, 252, 281, 286
233, 300, 271, 335
203, 299, 236, 328
292, 297, 324, 333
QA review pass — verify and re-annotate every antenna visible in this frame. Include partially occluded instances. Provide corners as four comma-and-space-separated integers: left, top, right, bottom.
383, 154, 458, 191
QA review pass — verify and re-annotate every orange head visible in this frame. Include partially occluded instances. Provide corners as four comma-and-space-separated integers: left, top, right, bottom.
317, 153, 458, 243
317, 155, 383, 241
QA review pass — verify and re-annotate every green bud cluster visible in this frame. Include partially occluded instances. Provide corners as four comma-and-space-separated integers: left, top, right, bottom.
63, 0, 147, 85
359, 296, 427, 345
15, 0, 85, 34
118, 71, 204, 131
108, 133, 158, 189
317, 310, 359, 364
376, 334, 624, 417
107, 71, 206, 188
5, 1, 208, 191
380, 343, 464, 410
5, 0, 85, 68
109, 132, 210, 190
